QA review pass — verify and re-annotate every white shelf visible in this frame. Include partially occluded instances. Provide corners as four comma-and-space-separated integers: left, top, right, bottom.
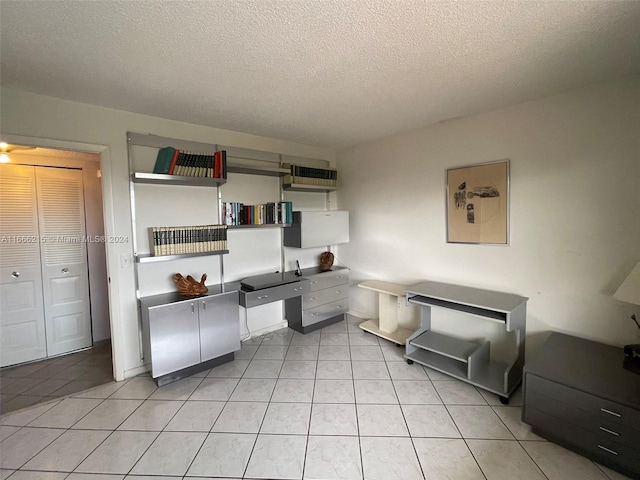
136, 251, 229, 264
283, 183, 337, 193
227, 223, 291, 229
132, 172, 226, 187
410, 330, 481, 363
227, 163, 289, 177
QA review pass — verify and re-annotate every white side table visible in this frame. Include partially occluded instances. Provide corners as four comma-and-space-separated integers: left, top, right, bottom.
358, 280, 416, 345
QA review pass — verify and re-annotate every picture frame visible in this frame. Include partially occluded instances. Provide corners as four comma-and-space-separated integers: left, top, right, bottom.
446, 160, 509, 245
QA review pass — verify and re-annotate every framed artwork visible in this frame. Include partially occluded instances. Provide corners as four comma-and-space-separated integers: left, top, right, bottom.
446, 160, 509, 245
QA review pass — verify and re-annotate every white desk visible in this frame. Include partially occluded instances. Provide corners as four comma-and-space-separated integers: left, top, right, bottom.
358, 280, 416, 345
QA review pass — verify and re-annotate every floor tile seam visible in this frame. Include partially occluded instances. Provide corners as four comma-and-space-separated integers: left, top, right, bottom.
458, 437, 491, 480
515, 438, 553, 479
209, 347, 277, 439
0, 398, 63, 425
11, 377, 75, 398
488, 403, 524, 440
447, 403, 516, 440
8, 422, 68, 471
65, 394, 147, 431
69, 429, 161, 477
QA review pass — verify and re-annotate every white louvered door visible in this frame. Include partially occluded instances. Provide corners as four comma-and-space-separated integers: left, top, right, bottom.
0, 164, 47, 366
35, 166, 91, 357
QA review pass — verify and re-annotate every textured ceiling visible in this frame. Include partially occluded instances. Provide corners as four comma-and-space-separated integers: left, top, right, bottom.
1, 1, 639, 149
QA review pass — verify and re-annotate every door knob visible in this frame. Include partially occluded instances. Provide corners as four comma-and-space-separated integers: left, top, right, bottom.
11, 271, 20, 278
61, 268, 70, 274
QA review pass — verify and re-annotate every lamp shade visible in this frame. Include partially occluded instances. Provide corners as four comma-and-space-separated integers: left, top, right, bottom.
614, 262, 640, 306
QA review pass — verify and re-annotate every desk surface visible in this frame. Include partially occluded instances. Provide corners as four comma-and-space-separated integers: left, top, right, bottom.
358, 280, 407, 297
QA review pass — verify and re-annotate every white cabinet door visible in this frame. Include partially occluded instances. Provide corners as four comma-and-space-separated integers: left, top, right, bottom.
35, 166, 91, 357
0, 164, 47, 367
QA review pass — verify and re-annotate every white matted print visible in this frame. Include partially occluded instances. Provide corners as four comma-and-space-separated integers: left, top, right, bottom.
446, 160, 509, 245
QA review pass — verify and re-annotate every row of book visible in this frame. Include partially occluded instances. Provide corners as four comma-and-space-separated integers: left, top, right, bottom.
150, 225, 227, 256
153, 147, 227, 179
224, 201, 293, 226
283, 163, 337, 187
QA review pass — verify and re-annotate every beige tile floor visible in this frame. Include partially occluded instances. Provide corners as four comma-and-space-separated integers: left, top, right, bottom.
0, 342, 113, 415
0, 316, 632, 479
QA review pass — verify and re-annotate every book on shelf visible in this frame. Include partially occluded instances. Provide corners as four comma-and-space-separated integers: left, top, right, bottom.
149, 225, 227, 256
153, 147, 227, 179
223, 201, 292, 226
153, 147, 176, 174
282, 163, 337, 187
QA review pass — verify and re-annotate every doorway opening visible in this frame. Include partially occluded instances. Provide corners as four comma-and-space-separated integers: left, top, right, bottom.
0, 146, 112, 414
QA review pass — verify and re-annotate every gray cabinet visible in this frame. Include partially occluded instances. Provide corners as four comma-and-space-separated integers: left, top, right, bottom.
141, 288, 240, 385
405, 281, 527, 403
286, 266, 349, 333
523, 332, 640, 478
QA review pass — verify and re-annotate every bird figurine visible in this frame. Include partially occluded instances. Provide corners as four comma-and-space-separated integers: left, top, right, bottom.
319, 251, 334, 272
174, 273, 208, 297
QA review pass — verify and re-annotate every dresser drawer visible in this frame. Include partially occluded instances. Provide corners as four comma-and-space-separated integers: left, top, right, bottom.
303, 285, 348, 309
306, 271, 349, 292
526, 389, 640, 447
240, 281, 309, 308
524, 406, 640, 477
526, 374, 640, 428
302, 299, 349, 327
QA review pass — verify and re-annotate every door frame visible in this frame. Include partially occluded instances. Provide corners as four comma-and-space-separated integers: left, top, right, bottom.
1, 134, 124, 380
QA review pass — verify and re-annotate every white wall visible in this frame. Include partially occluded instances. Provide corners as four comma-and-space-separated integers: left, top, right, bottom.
336, 75, 640, 357
1, 87, 334, 380
9, 150, 111, 343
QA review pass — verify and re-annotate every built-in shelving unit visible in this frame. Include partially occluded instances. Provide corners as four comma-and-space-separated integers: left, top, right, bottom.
404, 281, 527, 404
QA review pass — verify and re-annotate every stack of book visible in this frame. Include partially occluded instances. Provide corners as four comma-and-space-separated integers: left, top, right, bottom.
152, 147, 227, 179
224, 201, 293, 226
283, 163, 337, 187
150, 225, 227, 256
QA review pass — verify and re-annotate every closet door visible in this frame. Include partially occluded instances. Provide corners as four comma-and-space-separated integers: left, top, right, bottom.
0, 164, 47, 367
35, 166, 91, 356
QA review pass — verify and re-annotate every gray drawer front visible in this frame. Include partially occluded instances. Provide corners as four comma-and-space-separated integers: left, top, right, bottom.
306, 271, 349, 292
240, 281, 309, 308
302, 299, 349, 327
526, 374, 640, 427
527, 390, 640, 447
525, 406, 640, 476
303, 286, 348, 309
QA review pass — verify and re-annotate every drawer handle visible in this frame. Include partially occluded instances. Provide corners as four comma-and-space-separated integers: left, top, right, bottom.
294, 287, 303, 291
258, 295, 269, 300
599, 426, 620, 437
336, 305, 343, 309
600, 408, 621, 418
335, 290, 342, 294
311, 312, 320, 316
310, 297, 319, 301
311, 281, 318, 284
597, 445, 618, 456
335, 276, 343, 279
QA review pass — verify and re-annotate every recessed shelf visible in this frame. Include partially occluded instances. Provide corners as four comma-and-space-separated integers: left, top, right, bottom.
410, 330, 482, 363
132, 172, 226, 187
136, 251, 229, 263
283, 183, 337, 193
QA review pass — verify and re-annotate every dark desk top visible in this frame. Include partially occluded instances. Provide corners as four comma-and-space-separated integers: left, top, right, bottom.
524, 332, 640, 410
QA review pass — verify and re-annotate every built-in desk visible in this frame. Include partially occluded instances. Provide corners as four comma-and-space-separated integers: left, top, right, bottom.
239, 266, 350, 333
